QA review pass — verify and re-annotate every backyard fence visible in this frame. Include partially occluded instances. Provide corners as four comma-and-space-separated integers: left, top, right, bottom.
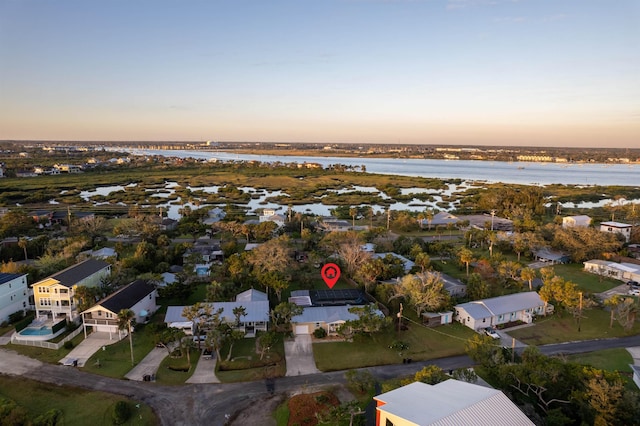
11, 326, 83, 350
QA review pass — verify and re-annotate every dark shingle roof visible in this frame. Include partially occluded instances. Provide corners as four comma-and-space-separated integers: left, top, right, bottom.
50, 259, 110, 288
0, 273, 25, 285
99, 280, 156, 314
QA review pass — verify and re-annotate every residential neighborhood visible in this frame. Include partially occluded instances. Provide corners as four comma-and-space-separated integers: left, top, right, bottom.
0, 146, 639, 425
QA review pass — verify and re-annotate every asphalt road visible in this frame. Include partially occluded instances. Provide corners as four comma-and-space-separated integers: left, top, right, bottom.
3, 335, 640, 426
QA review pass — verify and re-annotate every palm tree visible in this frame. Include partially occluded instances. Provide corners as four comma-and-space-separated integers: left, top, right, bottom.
18, 238, 28, 260
520, 267, 536, 291
604, 295, 622, 329
118, 309, 135, 366
349, 207, 357, 228
458, 247, 474, 277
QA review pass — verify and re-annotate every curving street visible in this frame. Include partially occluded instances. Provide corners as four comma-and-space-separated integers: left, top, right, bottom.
2, 334, 640, 426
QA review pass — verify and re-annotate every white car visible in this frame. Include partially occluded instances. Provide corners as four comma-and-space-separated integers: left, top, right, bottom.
483, 327, 500, 339
628, 289, 640, 296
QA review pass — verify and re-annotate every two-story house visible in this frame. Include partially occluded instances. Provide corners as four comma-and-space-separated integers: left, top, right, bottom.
81, 279, 158, 340
32, 259, 111, 322
600, 221, 633, 243
0, 273, 29, 323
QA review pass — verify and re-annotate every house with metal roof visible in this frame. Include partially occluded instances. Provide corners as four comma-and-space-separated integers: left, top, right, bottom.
533, 247, 570, 264
32, 259, 111, 321
600, 221, 633, 242
292, 305, 362, 336
165, 289, 269, 337
584, 259, 640, 283
374, 380, 533, 426
454, 291, 547, 331
80, 279, 157, 340
562, 215, 592, 228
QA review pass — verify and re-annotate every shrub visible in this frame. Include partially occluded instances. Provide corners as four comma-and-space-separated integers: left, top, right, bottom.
63, 341, 74, 350
8, 311, 25, 324
111, 401, 131, 425
313, 328, 327, 338
33, 408, 62, 426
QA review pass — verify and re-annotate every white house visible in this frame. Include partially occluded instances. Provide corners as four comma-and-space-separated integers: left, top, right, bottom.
0, 273, 29, 323
165, 289, 269, 337
600, 221, 633, 242
583, 259, 640, 282
80, 279, 158, 340
292, 305, 359, 336
562, 215, 592, 228
374, 380, 533, 426
454, 292, 547, 331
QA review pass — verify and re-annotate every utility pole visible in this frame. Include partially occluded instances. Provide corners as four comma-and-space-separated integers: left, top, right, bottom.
490, 209, 496, 231
387, 208, 391, 230
577, 292, 583, 332
397, 303, 403, 334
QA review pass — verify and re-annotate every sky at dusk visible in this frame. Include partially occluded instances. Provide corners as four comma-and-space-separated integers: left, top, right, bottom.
1, 0, 638, 147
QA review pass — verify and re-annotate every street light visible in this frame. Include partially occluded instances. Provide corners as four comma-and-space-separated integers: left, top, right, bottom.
490, 210, 496, 231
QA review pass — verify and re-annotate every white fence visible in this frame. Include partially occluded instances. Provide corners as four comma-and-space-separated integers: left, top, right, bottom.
11, 327, 83, 350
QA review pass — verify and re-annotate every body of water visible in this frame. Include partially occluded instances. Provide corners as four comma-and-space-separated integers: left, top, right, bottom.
116, 148, 640, 187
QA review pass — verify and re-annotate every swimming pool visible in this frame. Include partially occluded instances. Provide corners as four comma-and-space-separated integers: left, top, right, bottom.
19, 326, 54, 336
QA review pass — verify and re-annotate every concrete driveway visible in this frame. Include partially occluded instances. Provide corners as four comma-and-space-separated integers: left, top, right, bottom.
125, 347, 169, 381
60, 331, 121, 367
284, 334, 320, 376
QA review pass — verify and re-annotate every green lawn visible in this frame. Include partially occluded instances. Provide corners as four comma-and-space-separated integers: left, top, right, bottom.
155, 347, 200, 385
81, 327, 156, 378
508, 308, 640, 345
0, 375, 157, 426
549, 263, 622, 293
567, 348, 637, 389
216, 335, 286, 382
6, 332, 85, 364
314, 322, 476, 371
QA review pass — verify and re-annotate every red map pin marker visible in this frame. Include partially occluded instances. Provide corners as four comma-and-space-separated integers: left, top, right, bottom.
321, 263, 341, 289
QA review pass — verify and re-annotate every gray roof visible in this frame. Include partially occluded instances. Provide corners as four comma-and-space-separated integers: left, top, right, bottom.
456, 292, 544, 319
235, 289, 268, 302
90, 280, 155, 314
165, 300, 269, 324
293, 305, 378, 324
49, 259, 110, 287
0, 273, 26, 285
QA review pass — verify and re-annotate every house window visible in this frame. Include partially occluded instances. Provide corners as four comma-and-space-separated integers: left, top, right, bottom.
98, 311, 102, 316
482, 318, 486, 323
40, 298, 51, 306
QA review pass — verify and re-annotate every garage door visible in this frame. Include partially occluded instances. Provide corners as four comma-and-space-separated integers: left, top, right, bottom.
295, 325, 309, 335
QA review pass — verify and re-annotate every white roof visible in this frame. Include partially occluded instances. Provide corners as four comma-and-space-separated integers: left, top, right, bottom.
600, 221, 632, 228
375, 380, 533, 426
456, 292, 544, 320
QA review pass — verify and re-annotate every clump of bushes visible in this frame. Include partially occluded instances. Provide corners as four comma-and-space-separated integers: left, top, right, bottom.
313, 328, 327, 338
111, 401, 132, 425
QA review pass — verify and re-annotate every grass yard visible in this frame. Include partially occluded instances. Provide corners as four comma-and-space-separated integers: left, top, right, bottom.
550, 263, 622, 293
314, 322, 476, 371
508, 308, 640, 345
81, 327, 156, 378
216, 335, 286, 382
0, 375, 157, 426
567, 347, 633, 374
155, 347, 200, 385
6, 331, 85, 364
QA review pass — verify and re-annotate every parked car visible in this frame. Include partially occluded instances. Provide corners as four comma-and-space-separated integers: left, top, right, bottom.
627, 280, 639, 289
628, 289, 640, 296
483, 327, 500, 339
